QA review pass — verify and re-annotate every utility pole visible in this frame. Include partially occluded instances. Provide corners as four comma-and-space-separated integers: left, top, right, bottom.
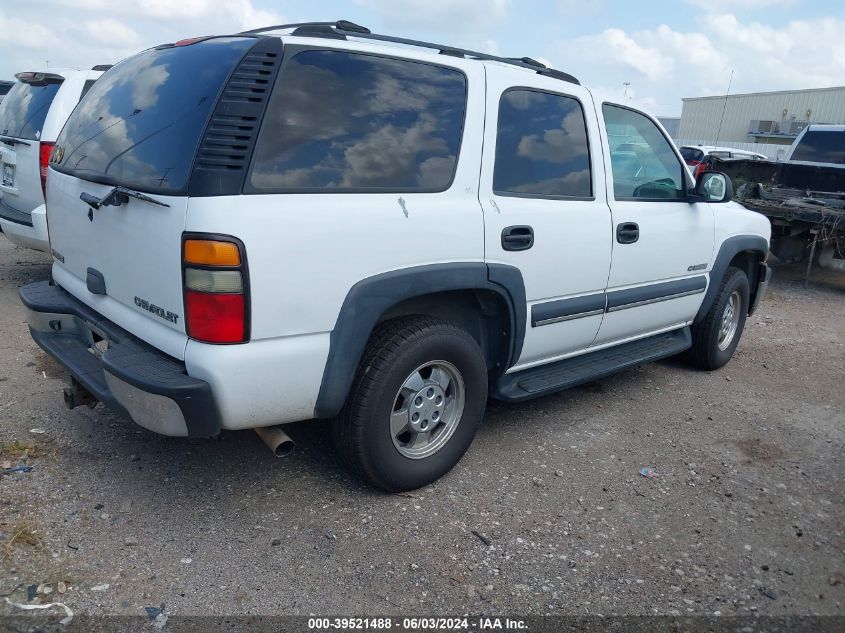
623, 82, 631, 99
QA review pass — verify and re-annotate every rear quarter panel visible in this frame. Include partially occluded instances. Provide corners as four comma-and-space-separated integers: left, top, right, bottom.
182, 49, 487, 428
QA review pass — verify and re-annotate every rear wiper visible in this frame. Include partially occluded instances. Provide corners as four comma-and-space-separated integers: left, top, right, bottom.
0, 135, 32, 146
80, 186, 170, 210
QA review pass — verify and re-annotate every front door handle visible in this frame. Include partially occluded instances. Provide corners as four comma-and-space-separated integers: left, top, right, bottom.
501, 225, 534, 251
616, 222, 639, 244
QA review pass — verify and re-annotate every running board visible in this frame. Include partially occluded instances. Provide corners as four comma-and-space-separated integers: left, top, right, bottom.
493, 327, 692, 402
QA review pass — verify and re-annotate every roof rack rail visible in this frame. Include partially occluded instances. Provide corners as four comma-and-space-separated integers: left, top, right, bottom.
239, 20, 579, 85
240, 20, 370, 35
91, 64, 112, 72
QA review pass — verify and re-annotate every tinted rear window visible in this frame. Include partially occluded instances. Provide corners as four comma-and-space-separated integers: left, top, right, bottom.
52, 37, 255, 193
249, 50, 467, 192
493, 89, 592, 198
791, 130, 845, 165
0, 80, 62, 140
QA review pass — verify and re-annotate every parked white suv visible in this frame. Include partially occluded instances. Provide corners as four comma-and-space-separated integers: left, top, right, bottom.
20, 22, 771, 491
0, 66, 106, 251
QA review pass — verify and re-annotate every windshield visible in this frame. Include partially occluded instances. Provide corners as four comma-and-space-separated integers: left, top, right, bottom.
0, 80, 62, 140
791, 130, 845, 165
679, 147, 704, 162
51, 37, 255, 194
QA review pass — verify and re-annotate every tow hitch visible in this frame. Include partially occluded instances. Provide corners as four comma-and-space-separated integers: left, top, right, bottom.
62, 378, 98, 409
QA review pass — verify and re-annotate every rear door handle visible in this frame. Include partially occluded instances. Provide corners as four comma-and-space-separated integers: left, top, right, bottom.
501, 225, 534, 251
616, 222, 639, 244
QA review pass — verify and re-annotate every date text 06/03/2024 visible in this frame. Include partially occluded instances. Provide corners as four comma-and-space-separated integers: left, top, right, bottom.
306, 617, 528, 630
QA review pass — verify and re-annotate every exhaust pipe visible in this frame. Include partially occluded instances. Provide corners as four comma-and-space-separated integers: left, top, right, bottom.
254, 425, 295, 458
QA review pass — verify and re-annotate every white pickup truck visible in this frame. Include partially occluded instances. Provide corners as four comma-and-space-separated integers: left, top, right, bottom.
20, 21, 771, 491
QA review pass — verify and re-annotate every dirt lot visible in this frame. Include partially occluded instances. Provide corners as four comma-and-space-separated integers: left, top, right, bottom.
0, 237, 843, 621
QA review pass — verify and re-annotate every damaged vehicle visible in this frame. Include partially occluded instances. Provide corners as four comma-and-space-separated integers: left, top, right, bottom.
712, 124, 844, 272
20, 21, 771, 491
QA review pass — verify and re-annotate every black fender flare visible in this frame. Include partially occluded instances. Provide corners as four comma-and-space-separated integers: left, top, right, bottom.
695, 234, 769, 324
313, 263, 526, 419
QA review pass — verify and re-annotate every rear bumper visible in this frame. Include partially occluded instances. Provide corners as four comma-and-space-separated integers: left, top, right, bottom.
749, 262, 772, 316
20, 281, 221, 437
0, 202, 49, 252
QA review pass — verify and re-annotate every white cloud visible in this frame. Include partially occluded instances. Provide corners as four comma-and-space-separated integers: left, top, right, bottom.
0, 13, 54, 49
484, 39, 500, 56
0, 1, 285, 78
554, 15, 845, 116
354, 0, 508, 32
82, 18, 140, 48
686, 0, 796, 10
586, 28, 674, 81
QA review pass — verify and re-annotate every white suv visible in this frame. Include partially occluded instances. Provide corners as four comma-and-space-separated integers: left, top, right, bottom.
20, 22, 771, 491
0, 66, 106, 251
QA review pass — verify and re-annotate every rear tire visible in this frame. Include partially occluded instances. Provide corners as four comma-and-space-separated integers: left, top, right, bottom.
687, 266, 750, 370
332, 316, 488, 492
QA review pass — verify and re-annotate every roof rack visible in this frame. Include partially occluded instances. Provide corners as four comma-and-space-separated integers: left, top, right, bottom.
239, 20, 580, 85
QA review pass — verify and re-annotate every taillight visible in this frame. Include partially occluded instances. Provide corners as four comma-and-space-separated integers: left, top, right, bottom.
182, 236, 249, 344
39, 142, 54, 198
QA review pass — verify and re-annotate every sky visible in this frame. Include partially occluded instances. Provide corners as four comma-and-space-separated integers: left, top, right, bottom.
1, 0, 843, 116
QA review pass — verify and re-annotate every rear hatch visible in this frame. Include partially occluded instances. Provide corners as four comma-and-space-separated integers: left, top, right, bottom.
0, 73, 63, 220
47, 36, 257, 359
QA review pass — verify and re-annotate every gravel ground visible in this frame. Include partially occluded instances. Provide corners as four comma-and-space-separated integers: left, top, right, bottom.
0, 238, 843, 620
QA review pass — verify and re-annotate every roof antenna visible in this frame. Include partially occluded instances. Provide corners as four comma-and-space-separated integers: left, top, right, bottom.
714, 68, 734, 147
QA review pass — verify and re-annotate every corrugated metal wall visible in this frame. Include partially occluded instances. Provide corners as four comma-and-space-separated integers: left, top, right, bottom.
678, 87, 845, 144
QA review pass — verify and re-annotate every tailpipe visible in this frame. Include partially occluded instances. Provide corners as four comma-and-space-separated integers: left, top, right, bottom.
254, 425, 295, 458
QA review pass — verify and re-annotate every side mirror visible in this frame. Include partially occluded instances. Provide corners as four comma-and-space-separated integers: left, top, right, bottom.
691, 171, 733, 203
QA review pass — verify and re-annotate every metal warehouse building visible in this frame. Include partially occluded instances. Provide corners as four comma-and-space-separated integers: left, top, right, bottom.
677, 85, 845, 147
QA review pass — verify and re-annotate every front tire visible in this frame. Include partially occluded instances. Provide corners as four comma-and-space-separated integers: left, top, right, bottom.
332, 317, 488, 492
687, 266, 750, 370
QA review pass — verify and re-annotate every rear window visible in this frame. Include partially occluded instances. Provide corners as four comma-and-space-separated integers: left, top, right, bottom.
51, 37, 255, 193
0, 80, 62, 140
248, 50, 467, 192
791, 130, 845, 165
679, 147, 704, 162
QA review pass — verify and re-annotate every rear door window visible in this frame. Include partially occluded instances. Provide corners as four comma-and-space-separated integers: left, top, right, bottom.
0, 80, 62, 140
493, 89, 592, 198
248, 50, 467, 192
51, 37, 256, 193
791, 130, 845, 165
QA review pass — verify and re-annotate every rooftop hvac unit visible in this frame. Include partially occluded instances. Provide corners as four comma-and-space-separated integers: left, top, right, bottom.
748, 120, 777, 134
787, 121, 809, 135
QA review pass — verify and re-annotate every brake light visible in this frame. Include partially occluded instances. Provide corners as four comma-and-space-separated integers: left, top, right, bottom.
183, 235, 248, 343
184, 292, 245, 342
39, 142, 54, 198
174, 36, 210, 46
